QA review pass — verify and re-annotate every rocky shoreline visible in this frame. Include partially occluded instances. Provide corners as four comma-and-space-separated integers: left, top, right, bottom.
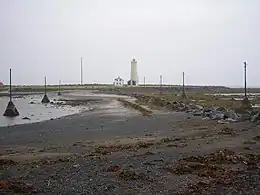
132, 94, 260, 124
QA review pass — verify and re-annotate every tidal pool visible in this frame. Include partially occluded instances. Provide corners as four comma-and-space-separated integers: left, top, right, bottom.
0, 94, 87, 127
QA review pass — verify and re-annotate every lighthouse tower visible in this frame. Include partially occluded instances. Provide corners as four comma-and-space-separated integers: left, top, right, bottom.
128, 58, 138, 86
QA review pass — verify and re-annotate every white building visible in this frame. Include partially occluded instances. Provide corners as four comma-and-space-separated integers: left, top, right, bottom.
128, 58, 138, 86
113, 77, 124, 86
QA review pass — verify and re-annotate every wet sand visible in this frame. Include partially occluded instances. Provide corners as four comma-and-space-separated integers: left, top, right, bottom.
0, 91, 259, 194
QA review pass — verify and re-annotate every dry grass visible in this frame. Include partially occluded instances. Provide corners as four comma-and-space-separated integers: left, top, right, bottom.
135, 92, 260, 111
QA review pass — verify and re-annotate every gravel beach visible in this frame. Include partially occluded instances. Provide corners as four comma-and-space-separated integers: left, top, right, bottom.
0, 91, 259, 194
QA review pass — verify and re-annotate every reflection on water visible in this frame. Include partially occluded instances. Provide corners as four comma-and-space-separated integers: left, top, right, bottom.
0, 94, 85, 127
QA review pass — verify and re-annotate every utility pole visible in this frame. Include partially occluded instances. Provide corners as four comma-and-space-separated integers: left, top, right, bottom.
41, 76, 50, 103
81, 57, 83, 85
242, 61, 251, 108
3, 69, 19, 117
44, 76, 47, 95
182, 72, 187, 99
244, 62, 247, 97
58, 80, 62, 96
160, 74, 162, 94
9, 68, 12, 102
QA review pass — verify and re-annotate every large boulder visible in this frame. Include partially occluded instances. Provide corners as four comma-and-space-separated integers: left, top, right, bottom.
193, 110, 203, 116
224, 111, 240, 122
211, 112, 225, 120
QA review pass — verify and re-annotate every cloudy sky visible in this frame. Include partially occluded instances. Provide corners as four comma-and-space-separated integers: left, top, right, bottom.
0, 0, 259, 86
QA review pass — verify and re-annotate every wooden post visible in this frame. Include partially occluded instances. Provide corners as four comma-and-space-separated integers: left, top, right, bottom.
81, 57, 83, 85
182, 72, 187, 99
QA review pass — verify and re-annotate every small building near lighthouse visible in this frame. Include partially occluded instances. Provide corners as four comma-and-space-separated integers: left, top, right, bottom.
127, 58, 138, 86
113, 76, 124, 86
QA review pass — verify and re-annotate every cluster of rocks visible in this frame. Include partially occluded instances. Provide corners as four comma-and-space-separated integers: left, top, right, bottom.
132, 94, 260, 124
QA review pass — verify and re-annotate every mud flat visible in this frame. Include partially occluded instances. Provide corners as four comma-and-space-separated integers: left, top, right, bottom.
0, 91, 259, 194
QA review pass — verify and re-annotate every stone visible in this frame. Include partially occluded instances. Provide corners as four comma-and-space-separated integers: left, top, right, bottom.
216, 107, 226, 112
251, 111, 260, 122
217, 120, 230, 124
203, 108, 212, 113
211, 112, 224, 120
224, 111, 240, 121
22, 117, 31, 120
3, 101, 19, 117
193, 110, 203, 116
226, 118, 238, 123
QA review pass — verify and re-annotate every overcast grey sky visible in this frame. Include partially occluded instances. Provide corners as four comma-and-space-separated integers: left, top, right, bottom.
0, 0, 259, 86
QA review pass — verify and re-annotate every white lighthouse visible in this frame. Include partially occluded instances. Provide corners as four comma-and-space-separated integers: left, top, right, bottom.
128, 58, 138, 86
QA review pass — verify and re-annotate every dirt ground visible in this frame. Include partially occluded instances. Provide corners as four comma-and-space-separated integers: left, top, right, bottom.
0, 91, 259, 194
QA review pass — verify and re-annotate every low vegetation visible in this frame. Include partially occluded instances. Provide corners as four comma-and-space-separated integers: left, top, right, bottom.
117, 98, 153, 116
135, 92, 260, 111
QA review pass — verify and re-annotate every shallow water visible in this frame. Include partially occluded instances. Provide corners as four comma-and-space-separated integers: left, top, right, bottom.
211, 93, 260, 96
0, 94, 85, 127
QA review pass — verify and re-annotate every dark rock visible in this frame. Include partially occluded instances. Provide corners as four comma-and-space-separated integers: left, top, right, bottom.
29, 102, 35, 104
211, 112, 224, 120
224, 111, 240, 122
193, 110, 203, 116
22, 117, 31, 120
203, 108, 212, 113
216, 107, 226, 112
